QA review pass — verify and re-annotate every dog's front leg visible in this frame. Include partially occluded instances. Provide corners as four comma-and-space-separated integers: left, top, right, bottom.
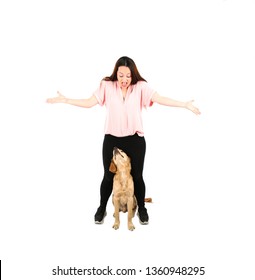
113, 197, 120, 230
127, 197, 135, 231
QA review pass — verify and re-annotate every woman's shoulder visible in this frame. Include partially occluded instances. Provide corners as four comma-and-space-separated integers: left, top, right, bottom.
133, 80, 149, 89
100, 79, 117, 88
100, 79, 112, 85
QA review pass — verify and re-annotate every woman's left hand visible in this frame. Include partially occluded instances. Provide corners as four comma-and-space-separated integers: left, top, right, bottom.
185, 100, 201, 115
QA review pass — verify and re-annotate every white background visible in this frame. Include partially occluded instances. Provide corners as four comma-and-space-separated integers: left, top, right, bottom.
0, 0, 254, 279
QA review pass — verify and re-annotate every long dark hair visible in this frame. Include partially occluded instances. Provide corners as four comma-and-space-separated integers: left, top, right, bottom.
103, 56, 147, 84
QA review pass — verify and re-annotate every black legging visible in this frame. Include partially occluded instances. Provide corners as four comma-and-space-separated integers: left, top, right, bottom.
99, 133, 146, 209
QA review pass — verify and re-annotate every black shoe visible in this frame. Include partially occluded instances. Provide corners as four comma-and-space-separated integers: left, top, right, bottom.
137, 207, 149, 225
94, 206, 107, 224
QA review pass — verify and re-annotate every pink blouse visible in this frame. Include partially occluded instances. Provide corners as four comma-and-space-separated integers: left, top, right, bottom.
93, 80, 155, 137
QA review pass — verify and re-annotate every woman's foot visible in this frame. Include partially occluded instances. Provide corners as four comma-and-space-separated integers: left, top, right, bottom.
94, 206, 107, 224
137, 207, 149, 225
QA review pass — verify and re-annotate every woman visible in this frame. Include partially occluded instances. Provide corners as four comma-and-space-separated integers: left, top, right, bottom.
47, 56, 200, 225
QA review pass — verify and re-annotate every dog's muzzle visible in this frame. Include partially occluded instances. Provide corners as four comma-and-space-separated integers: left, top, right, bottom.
113, 147, 124, 158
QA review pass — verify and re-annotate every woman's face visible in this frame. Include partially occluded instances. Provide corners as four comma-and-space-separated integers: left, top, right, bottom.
117, 66, 132, 90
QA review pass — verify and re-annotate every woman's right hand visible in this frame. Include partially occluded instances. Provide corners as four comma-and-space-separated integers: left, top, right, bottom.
46, 91, 67, 104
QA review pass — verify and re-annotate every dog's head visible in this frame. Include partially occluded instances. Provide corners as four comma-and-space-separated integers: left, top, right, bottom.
109, 147, 131, 173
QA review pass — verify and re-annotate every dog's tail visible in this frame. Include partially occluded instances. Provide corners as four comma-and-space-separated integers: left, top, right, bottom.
144, 198, 152, 203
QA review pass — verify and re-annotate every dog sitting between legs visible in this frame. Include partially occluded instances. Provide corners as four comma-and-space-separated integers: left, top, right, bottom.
109, 147, 152, 231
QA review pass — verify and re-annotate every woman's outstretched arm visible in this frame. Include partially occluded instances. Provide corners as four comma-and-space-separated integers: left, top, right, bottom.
46, 91, 98, 108
152, 92, 201, 115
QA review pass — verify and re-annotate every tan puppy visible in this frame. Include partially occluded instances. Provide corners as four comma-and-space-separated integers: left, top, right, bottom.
109, 147, 137, 231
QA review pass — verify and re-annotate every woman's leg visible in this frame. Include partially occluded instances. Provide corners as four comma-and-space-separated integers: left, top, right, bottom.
121, 134, 149, 224
123, 135, 146, 208
95, 135, 116, 223
100, 135, 116, 208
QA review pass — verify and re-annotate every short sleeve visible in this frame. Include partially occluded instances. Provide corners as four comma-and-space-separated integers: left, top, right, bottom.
93, 80, 107, 106
140, 81, 156, 108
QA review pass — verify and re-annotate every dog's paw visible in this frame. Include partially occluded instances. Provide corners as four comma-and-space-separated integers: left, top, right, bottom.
113, 223, 120, 230
128, 224, 135, 231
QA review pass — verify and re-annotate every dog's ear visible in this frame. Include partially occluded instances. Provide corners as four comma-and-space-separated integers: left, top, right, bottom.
109, 159, 117, 173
